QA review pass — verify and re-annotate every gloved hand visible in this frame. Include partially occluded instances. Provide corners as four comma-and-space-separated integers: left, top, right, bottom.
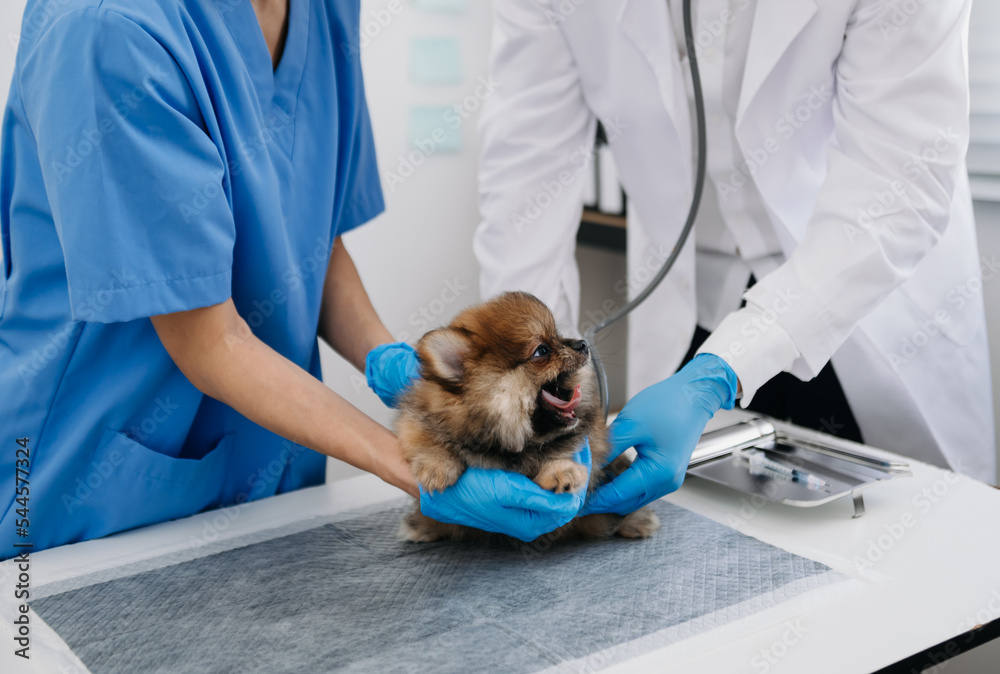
420, 441, 592, 542
581, 353, 738, 516
365, 342, 421, 408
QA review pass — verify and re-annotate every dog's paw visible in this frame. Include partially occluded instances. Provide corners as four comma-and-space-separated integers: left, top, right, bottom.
616, 508, 660, 539
398, 512, 448, 543
412, 456, 464, 494
534, 459, 589, 494
397, 520, 442, 543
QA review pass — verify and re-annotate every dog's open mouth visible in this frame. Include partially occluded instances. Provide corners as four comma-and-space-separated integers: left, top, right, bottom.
540, 381, 582, 419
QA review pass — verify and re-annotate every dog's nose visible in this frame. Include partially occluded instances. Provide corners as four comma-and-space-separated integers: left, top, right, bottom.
569, 339, 589, 354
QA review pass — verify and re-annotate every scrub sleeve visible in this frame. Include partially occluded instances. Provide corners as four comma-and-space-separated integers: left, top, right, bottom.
19, 8, 236, 323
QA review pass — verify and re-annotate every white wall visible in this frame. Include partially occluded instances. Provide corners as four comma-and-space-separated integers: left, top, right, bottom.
324, 0, 492, 417
0, 1, 24, 100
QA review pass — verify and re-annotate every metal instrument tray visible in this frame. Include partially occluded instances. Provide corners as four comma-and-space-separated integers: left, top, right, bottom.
686, 417, 912, 517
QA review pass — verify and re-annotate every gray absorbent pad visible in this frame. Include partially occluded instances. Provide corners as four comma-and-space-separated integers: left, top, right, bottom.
32, 500, 848, 673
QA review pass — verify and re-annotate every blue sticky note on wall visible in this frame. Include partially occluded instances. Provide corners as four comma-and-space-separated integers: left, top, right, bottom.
412, 0, 468, 12
409, 107, 463, 154
410, 38, 462, 85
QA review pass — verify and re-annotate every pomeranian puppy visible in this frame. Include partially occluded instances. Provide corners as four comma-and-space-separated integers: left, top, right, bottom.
396, 291, 659, 545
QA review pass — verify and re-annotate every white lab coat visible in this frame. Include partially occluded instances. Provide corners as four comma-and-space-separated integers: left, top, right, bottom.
474, 0, 996, 481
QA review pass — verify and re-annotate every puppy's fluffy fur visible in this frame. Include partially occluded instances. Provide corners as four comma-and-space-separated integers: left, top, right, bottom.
397, 291, 659, 545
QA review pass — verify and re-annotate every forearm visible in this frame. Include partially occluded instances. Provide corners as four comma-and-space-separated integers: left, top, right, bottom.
151, 301, 418, 496
318, 236, 394, 371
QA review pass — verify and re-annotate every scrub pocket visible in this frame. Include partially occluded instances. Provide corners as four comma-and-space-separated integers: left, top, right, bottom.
80, 429, 236, 540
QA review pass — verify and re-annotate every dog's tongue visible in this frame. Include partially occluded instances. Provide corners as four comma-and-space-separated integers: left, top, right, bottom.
541, 384, 582, 415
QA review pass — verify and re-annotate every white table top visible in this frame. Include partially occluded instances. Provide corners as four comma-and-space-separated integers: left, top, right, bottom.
3, 411, 999, 673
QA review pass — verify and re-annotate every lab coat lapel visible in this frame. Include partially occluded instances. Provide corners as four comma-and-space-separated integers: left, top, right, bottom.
736, 0, 819, 127
618, 0, 686, 142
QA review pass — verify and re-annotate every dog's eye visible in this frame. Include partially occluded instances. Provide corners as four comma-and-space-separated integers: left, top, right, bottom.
532, 344, 550, 359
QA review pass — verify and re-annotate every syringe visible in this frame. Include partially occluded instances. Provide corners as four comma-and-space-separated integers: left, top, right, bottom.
739, 449, 829, 489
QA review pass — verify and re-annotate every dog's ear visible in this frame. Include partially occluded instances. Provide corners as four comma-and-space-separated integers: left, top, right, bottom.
418, 328, 471, 383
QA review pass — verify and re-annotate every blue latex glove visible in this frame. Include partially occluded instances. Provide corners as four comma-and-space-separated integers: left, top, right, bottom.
420, 441, 593, 542
365, 342, 421, 408
581, 353, 738, 516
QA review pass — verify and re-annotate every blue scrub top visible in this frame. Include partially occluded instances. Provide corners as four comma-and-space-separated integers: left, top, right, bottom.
0, 0, 384, 558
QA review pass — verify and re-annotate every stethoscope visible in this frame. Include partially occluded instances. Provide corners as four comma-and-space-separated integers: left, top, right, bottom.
586, 0, 707, 416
